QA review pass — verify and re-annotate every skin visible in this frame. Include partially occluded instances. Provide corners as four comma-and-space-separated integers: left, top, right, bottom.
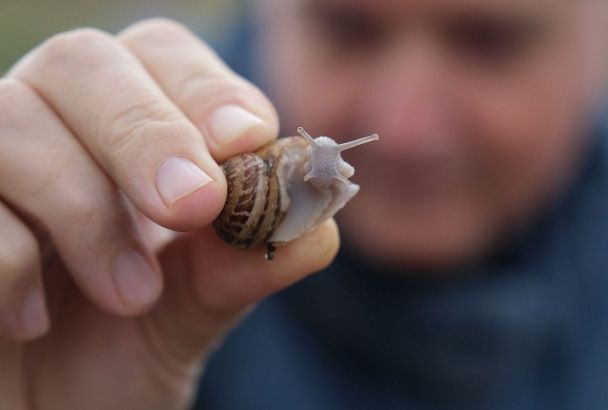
257, 0, 608, 268
0, 0, 605, 408
0, 20, 338, 409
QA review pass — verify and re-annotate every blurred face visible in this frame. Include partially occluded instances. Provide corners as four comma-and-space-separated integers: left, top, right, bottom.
255, 0, 608, 269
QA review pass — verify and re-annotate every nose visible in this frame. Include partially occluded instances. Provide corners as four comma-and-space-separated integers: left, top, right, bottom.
356, 34, 456, 157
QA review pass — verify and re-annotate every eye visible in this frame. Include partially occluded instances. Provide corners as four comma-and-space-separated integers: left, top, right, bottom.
442, 14, 548, 65
303, 3, 385, 53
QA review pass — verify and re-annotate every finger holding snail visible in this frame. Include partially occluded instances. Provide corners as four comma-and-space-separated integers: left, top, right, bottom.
118, 18, 279, 162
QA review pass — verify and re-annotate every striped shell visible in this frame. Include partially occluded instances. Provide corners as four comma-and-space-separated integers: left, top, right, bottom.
212, 138, 297, 248
213, 128, 378, 256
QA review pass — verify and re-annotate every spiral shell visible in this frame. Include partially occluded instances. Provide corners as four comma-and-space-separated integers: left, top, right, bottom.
213, 139, 296, 248
213, 128, 378, 258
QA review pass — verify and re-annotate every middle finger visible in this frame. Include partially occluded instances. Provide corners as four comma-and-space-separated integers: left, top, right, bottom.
118, 19, 279, 162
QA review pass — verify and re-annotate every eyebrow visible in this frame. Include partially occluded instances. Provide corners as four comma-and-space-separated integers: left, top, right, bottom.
301, 0, 389, 25
301, 0, 552, 27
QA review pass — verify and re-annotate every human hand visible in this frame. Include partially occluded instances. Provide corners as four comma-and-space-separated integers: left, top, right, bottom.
0, 19, 339, 410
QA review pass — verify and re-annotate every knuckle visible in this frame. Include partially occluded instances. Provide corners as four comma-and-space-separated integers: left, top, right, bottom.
179, 73, 235, 98
121, 18, 196, 44
37, 28, 115, 65
178, 75, 277, 126
178, 75, 253, 109
100, 98, 188, 158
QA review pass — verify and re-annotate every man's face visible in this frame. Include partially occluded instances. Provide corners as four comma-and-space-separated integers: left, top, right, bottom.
256, 0, 607, 269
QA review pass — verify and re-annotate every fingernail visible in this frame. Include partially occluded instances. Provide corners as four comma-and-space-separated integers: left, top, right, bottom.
112, 251, 161, 310
156, 157, 213, 207
21, 288, 49, 337
208, 105, 265, 145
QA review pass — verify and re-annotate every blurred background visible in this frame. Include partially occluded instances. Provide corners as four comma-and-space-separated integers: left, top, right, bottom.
0, 0, 244, 73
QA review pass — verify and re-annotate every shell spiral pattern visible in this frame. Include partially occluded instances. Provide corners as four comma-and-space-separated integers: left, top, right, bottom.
213, 153, 284, 248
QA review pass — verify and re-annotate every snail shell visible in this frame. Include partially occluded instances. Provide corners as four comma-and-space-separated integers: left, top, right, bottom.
213, 127, 378, 256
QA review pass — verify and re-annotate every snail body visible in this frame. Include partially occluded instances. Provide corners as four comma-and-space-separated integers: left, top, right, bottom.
213, 127, 378, 258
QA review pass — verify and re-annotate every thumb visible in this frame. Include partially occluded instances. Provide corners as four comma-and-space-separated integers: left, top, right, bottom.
142, 219, 340, 367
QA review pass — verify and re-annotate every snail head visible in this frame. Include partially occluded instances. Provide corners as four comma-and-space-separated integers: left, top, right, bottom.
297, 127, 379, 190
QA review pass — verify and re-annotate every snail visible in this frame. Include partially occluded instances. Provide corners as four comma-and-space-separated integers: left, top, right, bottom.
213, 127, 378, 260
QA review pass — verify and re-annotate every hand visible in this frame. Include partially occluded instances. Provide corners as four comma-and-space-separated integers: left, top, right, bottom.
0, 19, 339, 410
